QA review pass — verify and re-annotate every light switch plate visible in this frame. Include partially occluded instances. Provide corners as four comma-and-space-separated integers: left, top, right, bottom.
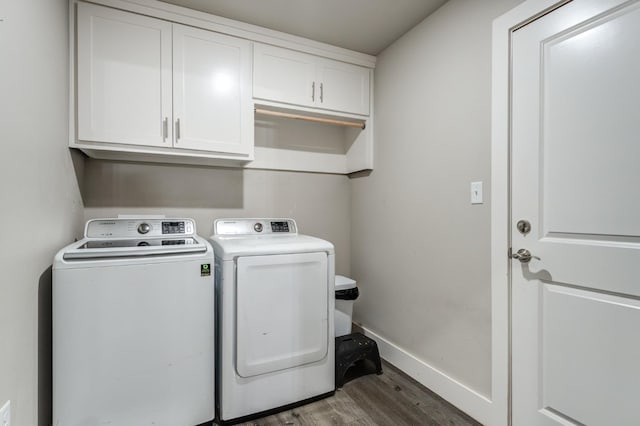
471, 181, 483, 204
0, 400, 10, 426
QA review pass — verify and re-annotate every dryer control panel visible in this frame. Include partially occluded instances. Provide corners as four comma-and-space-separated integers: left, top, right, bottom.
214, 218, 297, 236
85, 218, 196, 238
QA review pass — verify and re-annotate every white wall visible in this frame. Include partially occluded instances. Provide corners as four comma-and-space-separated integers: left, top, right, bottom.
0, 0, 85, 425
82, 160, 352, 275
351, 0, 523, 407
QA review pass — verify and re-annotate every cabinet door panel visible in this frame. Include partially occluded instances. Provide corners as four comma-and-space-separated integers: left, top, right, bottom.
253, 43, 316, 108
318, 59, 370, 115
173, 25, 252, 155
76, 3, 172, 147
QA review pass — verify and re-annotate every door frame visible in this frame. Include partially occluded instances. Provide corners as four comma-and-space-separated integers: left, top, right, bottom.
490, 1, 572, 425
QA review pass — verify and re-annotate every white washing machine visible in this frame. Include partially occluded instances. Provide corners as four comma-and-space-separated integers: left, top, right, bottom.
53, 217, 215, 426
210, 218, 335, 423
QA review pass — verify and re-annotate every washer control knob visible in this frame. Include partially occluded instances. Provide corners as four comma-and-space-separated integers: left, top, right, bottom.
138, 223, 151, 234
254, 222, 263, 233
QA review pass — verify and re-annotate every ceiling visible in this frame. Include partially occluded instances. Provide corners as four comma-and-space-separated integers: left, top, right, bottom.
159, 0, 448, 56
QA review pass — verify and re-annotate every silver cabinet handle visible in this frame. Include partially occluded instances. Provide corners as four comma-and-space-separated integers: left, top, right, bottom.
511, 248, 533, 263
175, 118, 181, 142
162, 117, 168, 141
312, 82, 315, 102
320, 83, 323, 103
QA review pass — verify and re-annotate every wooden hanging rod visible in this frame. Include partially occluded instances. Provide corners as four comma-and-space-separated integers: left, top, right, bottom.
255, 108, 366, 130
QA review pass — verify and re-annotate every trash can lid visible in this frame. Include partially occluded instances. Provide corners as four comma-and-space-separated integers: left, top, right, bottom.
335, 275, 356, 291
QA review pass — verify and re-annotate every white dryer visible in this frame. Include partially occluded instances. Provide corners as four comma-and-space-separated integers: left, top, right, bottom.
53, 217, 215, 426
210, 218, 335, 423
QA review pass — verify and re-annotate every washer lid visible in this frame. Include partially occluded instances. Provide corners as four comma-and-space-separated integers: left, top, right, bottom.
210, 234, 334, 259
62, 236, 208, 260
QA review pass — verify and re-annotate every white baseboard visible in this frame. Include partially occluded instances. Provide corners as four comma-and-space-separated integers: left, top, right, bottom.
360, 326, 492, 425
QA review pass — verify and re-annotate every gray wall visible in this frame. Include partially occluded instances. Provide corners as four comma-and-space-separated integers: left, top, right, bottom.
0, 2, 351, 424
0, 0, 523, 422
0, 0, 85, 425
351, 0, 522, 398
82, 161, 352, 275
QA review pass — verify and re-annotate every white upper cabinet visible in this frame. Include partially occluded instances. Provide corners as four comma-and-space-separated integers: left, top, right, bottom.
77, 3, 172, 147
75, 2, 253, 159
253, 43, 370, 116
72, 0, 375, 173
172, 25, 252, 155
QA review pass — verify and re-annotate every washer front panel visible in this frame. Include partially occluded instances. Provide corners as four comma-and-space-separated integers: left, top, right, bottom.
53, 252, 215, 425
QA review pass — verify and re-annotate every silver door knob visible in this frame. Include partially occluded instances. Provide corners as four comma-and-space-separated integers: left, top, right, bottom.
511, 248, 533, 263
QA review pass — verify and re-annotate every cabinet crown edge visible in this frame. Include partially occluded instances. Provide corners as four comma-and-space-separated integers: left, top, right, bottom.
70, 0, 376, 68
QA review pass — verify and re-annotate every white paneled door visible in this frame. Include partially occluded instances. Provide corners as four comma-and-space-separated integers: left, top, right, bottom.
511, 1, 640, 425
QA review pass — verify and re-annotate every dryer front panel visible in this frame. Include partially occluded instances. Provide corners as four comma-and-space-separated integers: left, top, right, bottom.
236, 252, 328, 378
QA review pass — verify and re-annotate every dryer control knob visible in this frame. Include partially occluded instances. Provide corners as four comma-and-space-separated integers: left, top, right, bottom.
138, 223, 151, 234
254, 222, 263, 232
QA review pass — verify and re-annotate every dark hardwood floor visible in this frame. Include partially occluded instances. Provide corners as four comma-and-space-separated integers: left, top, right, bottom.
237, 360, 482, 426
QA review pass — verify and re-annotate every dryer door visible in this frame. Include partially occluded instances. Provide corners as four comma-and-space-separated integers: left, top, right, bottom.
236, 252, 328, 378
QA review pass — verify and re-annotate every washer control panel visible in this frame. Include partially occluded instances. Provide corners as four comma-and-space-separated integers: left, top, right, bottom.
215, 218, 297, 236
86, 218, 196, 238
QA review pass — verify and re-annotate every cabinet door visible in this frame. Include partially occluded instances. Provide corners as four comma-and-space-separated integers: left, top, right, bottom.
317, 59, 370, 115
76, 3, 172, 147
253, 43, 317, 108
172, 25, 252, 155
